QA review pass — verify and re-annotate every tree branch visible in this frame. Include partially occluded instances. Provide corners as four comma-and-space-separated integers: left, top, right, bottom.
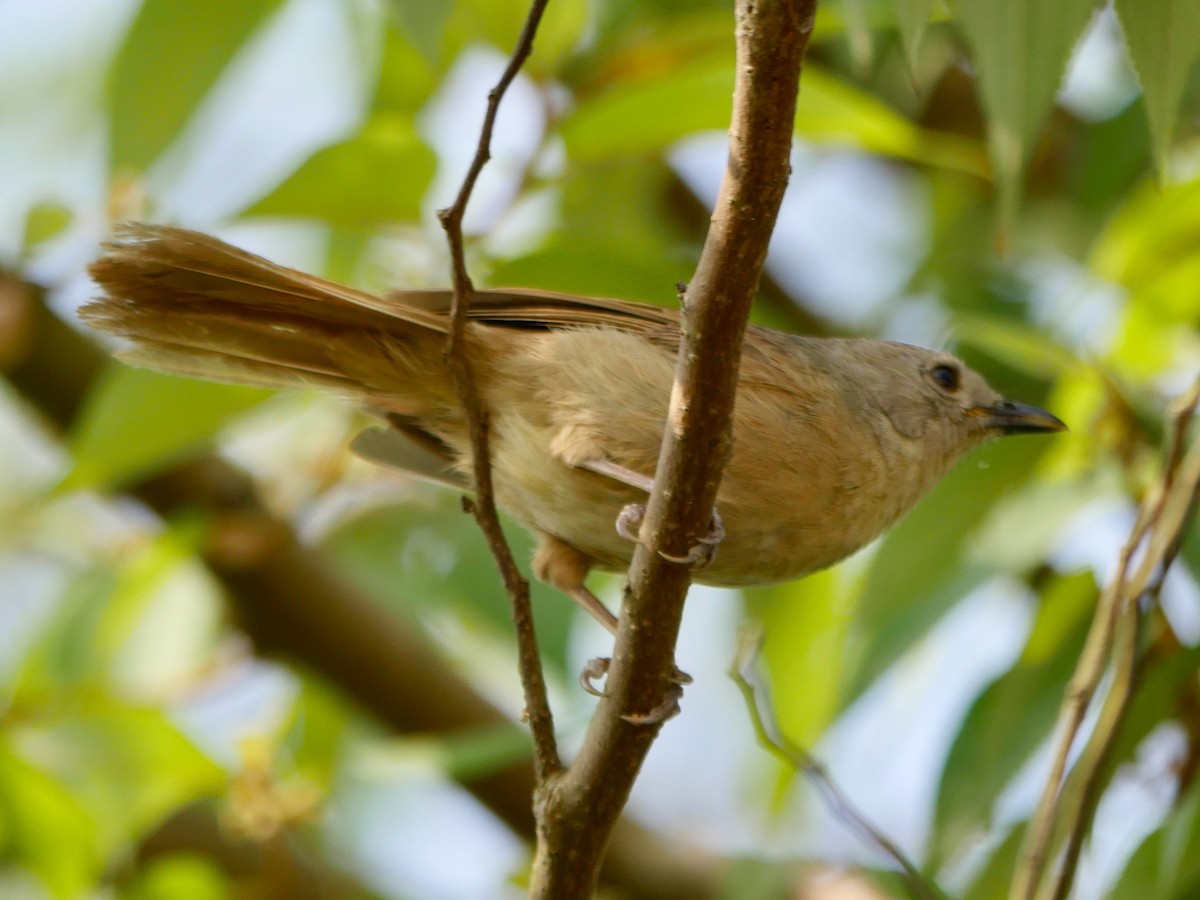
731, 629, 944, 900
531, 1, 818, 894
436, 0, 560, 784
1013, 376, 1200, 900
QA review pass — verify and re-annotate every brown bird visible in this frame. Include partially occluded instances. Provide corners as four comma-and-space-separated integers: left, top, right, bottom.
83, 224, 1065, 633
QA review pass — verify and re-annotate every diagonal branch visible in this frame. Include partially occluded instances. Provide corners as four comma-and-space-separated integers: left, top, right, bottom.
530, 1, 819, 895
435, 0, 560, 783
731, 629, 945, 900
1013, 376, 1200, 900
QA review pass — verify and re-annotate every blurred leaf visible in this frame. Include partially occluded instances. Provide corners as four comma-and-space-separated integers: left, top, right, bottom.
354, 724, 531, 783
372, 24, 440, 114
563, 58, 987, 176
717, 857, 800, 900
745, 568, 852, 748
1092, 176, 1200, 297
929, 570, 1094, 866
319, 494, 574, 675
20, 204, 72, 254
12, 568, 115, 697
387, 0, 453, 63
0, 740, 99, 898
122, 854, 229, 900
963, 823, 1026, 900
244, 116, 436, 226
15, 707, 224, 859
896, 0, 936, 71
1107, 646, 1200, 791
1110, 775, 1200, 900
448, 0, 586, 76
953, 313, 1079, 378
284, 678, 351, 791
491, 160, 692, 303
1091, 175, 1200, 377
65, 367, 271, 490
1113, 0, 1200, 176
107, 0, 285, 172
437, 723, 533, 781
842, 438, 1048, 702
840, 0, 876, 75
948, 0, 1098, 223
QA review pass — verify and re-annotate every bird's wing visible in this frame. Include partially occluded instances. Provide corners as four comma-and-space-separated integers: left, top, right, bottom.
387, 287, 682, 336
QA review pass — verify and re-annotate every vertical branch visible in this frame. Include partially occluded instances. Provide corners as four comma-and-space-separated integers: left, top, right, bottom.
530, 0, 818, 896
436, 0, 560, 782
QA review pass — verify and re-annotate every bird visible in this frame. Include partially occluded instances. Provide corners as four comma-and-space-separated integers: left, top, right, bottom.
83, 223, 1066, 634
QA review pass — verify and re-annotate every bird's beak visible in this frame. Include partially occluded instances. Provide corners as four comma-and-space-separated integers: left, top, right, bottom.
971, 400, 1068, 435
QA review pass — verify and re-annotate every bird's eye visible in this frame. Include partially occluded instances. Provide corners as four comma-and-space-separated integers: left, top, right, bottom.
930, 363, 961, 392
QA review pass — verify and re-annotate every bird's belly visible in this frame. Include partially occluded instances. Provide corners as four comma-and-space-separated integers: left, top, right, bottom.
492, 451, 874, 588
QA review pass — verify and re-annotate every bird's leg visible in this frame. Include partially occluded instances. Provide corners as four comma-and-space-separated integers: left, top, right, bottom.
532, 535, 617, 635
578, 457, 725, 569
534, 533, 691, 720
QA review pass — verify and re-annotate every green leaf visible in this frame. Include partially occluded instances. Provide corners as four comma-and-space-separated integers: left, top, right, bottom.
953, 314, 1079, 379
15, 707, 225, 860
1113, 0, 1200, 176
948, 0, 1098, 223
929, 571, 1094, 866
21, 203, 72, 253
963, 824, 1026, 900
840, 0, 876, 75
107, 0, 285, 173
64, 366, 271, 490
387, 0, 454, 64
319, 493, 575, 675
1110, 775, 1200, 900
842, 438, 1047, 702
490, 160, 693, 304
562, 58, 987, 176
244, 115, 436, 226
0, 740, 99, 898
896, 0, 937, 71
123, 854, 230, 900
744, 567, 852, 747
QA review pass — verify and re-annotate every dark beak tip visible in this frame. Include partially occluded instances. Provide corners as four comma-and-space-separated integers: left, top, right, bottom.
981, 400, 1068, 436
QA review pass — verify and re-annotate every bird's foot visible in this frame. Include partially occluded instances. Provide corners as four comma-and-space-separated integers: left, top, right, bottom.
580, 657, 611, 697
658, 508, 725, 569
615, 502, 646, 544
579, 657, 693, 725
615, 504, 725, 570
622, 666, 693, 725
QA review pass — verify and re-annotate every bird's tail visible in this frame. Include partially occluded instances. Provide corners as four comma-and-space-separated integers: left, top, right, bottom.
83, 224, 459, 415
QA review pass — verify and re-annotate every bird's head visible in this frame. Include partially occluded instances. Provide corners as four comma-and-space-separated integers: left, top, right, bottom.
840, 341, 1066, 463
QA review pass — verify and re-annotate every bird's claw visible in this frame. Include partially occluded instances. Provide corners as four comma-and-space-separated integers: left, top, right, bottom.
581, 657, 693, 725
615, 504, 725, 570
658, 508, 725, 569
616, 503, 645, 543
580, 657, 611, 697
621, 667, 693, 725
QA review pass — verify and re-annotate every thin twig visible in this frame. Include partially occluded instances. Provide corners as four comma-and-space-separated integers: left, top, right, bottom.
1013, 376, 1200, 900
436, 0, 560, 783
731, 629, 945, 900
529, 1, 818, 896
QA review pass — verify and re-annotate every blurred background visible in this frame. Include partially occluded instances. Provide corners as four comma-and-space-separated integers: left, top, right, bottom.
1, 0, 1199, 897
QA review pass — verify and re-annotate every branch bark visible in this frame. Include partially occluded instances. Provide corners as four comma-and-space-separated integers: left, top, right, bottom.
436, 0, 560, 784
531, 1, 818, 894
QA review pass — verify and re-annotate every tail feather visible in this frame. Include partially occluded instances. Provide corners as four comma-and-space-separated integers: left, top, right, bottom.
83, 224, 458, 414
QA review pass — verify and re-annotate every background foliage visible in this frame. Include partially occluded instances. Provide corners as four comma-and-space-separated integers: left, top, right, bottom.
1, 0, 1199, 897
